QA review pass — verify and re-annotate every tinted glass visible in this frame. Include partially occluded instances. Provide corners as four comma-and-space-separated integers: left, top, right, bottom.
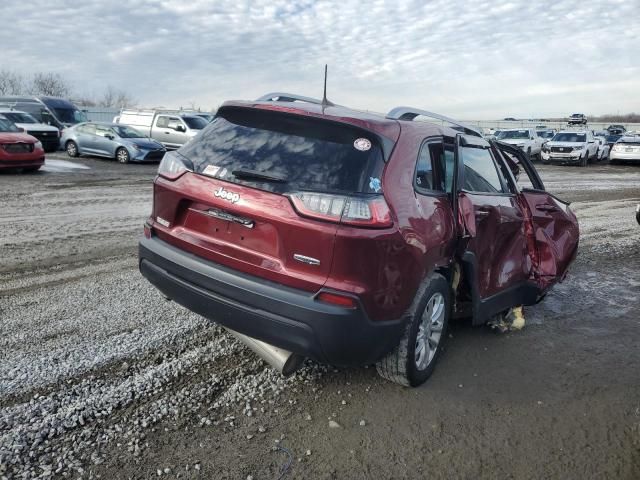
178, 108, 386, 195
552, 133, 586, 142
183, 116, 208, 129
415, 144, 435, 190
606, 135, 622, 142
52, 108, 87, 124
415, 142, 452, 193
114, 125, 144, 138
3, 112, 37, 123
460, 146, 504, 193
0, 117, 20, 132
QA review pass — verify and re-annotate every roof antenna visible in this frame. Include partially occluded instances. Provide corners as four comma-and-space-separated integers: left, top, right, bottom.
321, 64, 334, 110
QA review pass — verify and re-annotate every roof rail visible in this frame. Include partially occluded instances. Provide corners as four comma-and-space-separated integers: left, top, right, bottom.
387, 106, 483, 137
256, 92, 324, 105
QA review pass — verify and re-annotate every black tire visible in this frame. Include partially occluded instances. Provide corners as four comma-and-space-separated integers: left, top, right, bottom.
376, 273, 450, 387
23, 166, 41, 173
526, 147, 532, 161
116, 147, 130, 164
66, 141, 78, 157
580, 151, 588, 167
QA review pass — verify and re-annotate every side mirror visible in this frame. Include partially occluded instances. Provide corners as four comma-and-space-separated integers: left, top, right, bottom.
168, 121, 186, 132
105, 134, 114, 140
16, 126, 25, 133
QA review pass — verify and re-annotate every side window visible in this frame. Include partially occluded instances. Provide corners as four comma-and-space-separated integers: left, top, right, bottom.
156, 116, 169, 128
415, 143, 435, 190
414, 141, 454, 193
460, 146, 505, 193
95, 125, 111, 137
78, 124, 95, 135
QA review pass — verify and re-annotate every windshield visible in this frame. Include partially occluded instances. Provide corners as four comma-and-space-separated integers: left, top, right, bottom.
113, 125, 145, 138
537, 131, 554, 139
52, 107, 87, 124
498, 130, 529, 140
183, 116, 208, 130
552, 133, 586, 142
0, 117, 20, 132
178, 108, 386, 195
2, 112, 37, 124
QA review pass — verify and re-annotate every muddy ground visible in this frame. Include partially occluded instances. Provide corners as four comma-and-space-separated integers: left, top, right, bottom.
1, 154, 639, 479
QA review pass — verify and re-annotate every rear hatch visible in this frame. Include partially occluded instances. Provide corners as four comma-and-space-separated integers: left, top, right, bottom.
152, 106, 390, 292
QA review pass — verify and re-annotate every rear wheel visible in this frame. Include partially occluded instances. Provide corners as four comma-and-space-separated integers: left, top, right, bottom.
116, 147, 130, 164
376, 273, 450, 387
66, 141, 78, 157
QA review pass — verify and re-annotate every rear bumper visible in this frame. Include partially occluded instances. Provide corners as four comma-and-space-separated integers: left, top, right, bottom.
139, 235, 405, 366
609, 151, 640, 162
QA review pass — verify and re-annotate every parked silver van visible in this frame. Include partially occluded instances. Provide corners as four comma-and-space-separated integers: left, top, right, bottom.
114, 110, 208, 149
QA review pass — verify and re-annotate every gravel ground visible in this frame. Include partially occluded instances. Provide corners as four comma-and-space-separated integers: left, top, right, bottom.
1, 154, 639, 479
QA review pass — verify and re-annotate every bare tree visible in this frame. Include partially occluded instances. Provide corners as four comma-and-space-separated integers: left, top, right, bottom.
0, 70, 24, 95
28, 72, 71, 97
99, 85, 136, 109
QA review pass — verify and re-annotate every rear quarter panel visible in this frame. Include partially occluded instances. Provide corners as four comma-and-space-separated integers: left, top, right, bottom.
325, 124, 456, 322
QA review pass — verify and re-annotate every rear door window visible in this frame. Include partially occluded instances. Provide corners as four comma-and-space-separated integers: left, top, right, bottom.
414, 141, 454, 194
178, 108, 387, 195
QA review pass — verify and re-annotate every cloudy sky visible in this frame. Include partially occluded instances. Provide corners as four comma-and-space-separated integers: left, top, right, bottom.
1, 0, 638, 118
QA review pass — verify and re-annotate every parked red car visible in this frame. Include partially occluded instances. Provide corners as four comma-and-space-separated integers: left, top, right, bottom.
139, 94, 579, 387
0, 115, 45, 172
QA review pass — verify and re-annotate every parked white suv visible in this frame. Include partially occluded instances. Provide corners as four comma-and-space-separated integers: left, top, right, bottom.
496, 128, 544, 159
541, 130, 599, 166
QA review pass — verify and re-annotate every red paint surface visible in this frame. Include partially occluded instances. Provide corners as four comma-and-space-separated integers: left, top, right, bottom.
0, 132, 45, 169
148, 102, 579, 323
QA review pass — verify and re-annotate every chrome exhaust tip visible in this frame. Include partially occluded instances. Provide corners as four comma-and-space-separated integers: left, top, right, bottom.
225, 328, 304, 377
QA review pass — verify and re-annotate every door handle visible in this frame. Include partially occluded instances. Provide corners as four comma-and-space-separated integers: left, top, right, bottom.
536, 204, 558, 212
475, 208, 491, 218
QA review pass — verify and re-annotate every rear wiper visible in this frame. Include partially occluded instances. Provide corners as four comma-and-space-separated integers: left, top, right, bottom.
232, 168, 287, 183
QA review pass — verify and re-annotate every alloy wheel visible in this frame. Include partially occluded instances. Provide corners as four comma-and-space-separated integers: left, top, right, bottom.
414, 292, 445, 370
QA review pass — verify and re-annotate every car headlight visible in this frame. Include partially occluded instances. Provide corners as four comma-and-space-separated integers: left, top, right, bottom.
34, 141, 43, 150
131, 143, 141, 151
158, 150, 193, 180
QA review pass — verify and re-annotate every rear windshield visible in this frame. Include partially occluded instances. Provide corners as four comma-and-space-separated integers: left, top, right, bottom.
552, 133, 586, 142
178, 108, 386, 195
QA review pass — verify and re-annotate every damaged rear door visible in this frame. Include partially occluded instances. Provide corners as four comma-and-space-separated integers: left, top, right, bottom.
455, 134, 536, 324
494, 141, 579, 292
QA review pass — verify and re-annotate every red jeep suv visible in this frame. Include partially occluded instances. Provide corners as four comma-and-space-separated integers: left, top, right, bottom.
139, 93, 579, 386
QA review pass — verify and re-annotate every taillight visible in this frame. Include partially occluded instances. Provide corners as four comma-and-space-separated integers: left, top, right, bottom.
143, 219, 153, 238
316, 291, 358, 308
158, 150, 193, 180
288, 192, 392, 228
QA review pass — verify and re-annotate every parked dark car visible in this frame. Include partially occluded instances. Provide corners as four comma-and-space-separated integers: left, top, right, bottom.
604, 134, 623, 150
139, 94, 579, 387
0, 115, 45, 172
606, 124, 626, 134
